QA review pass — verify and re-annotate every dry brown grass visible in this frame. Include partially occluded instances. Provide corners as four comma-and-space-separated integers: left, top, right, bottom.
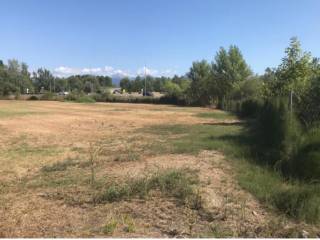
0, 100, 316, 237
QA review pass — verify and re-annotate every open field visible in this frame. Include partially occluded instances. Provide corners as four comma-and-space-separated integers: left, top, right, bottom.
0, 100, 319, 237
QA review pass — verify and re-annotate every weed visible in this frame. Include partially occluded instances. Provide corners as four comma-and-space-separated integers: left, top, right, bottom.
208, 223, 233, 237
122, 215, 135, 233
103, 219, 118, 235
95, 168, 199, 204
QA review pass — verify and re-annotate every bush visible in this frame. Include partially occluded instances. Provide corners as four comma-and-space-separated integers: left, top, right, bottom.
92, 92, 111, 102
288, 126, 320, 181
75, 95, 96, 103
40, 92, 55, 100
28, 95, 39, 100
298, 76, 320, 126
158, 95, 187, 105
64, 93, 95, 103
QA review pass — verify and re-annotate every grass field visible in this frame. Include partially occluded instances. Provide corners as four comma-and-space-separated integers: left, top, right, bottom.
0, 100, 319, 237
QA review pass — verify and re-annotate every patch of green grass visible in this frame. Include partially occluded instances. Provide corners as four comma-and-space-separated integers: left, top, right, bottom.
95, 168, 200, 204
196, 111, 237, 120
0, 109, 40, 118
143, 123, 247, 155
25, 166, 90, 189
238, 161, 320, 223
26, 174, 82, 189
3, 143, 61, 159
144, 124, 189, 136
141, 122, 320, 223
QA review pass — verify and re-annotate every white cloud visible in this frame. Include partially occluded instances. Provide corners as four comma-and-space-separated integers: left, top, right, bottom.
136, 67, 158, 76
104, 66, 114, 72
54, 66, 76, 75
53, 65, 177, 78
82, 67, 101, 74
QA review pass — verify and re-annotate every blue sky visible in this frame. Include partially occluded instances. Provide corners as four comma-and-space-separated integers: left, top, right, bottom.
0, 0, 319, 77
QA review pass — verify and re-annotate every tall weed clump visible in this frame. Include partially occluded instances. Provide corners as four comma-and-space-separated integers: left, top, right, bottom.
288, 125, 320, 181
252, 98, 301, 168
237, 98, 320, 222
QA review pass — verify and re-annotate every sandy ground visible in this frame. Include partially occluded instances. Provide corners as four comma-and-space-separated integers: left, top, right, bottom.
0, 100, 316, 237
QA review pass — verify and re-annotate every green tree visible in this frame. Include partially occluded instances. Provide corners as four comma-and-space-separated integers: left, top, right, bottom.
187, 60, 212, 105
274, 37, 313, 99
97, 76, 112, 87
163, 81, 182, 98
33, 68, 54, 93
20, 62, 34, 93
0, 61, 17, 95
231, 76, 263, 100
212, 46, 252, 106
120, 77, 131, 92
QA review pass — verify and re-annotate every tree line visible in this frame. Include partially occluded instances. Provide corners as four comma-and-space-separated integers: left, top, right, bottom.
0, 61, 112, 95
1, 37, 319, 116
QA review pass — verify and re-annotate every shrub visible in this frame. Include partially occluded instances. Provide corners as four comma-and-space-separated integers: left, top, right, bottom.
14, 92, 21, 100
252, 98, 301, 167
64, 93, 78, 101
40, 92, 55, 100
64, 93, 95, 103
298, 76, 320, 126
92, 92, 111, 102
288, 126, 320, 181
158, 95, 187, 105
28, 95, 39, 100
75, 95, 96, 103
103, 219, 118, 235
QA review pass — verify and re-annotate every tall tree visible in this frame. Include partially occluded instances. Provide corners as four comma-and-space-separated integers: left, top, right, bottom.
187, 60, 212, 105
212, 46, 252, 104
120, 77, 131, 92
275, 37, 313, 99
33, 68, 54, 93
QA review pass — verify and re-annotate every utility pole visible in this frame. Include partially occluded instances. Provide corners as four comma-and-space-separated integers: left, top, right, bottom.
144, 65, 147, 96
